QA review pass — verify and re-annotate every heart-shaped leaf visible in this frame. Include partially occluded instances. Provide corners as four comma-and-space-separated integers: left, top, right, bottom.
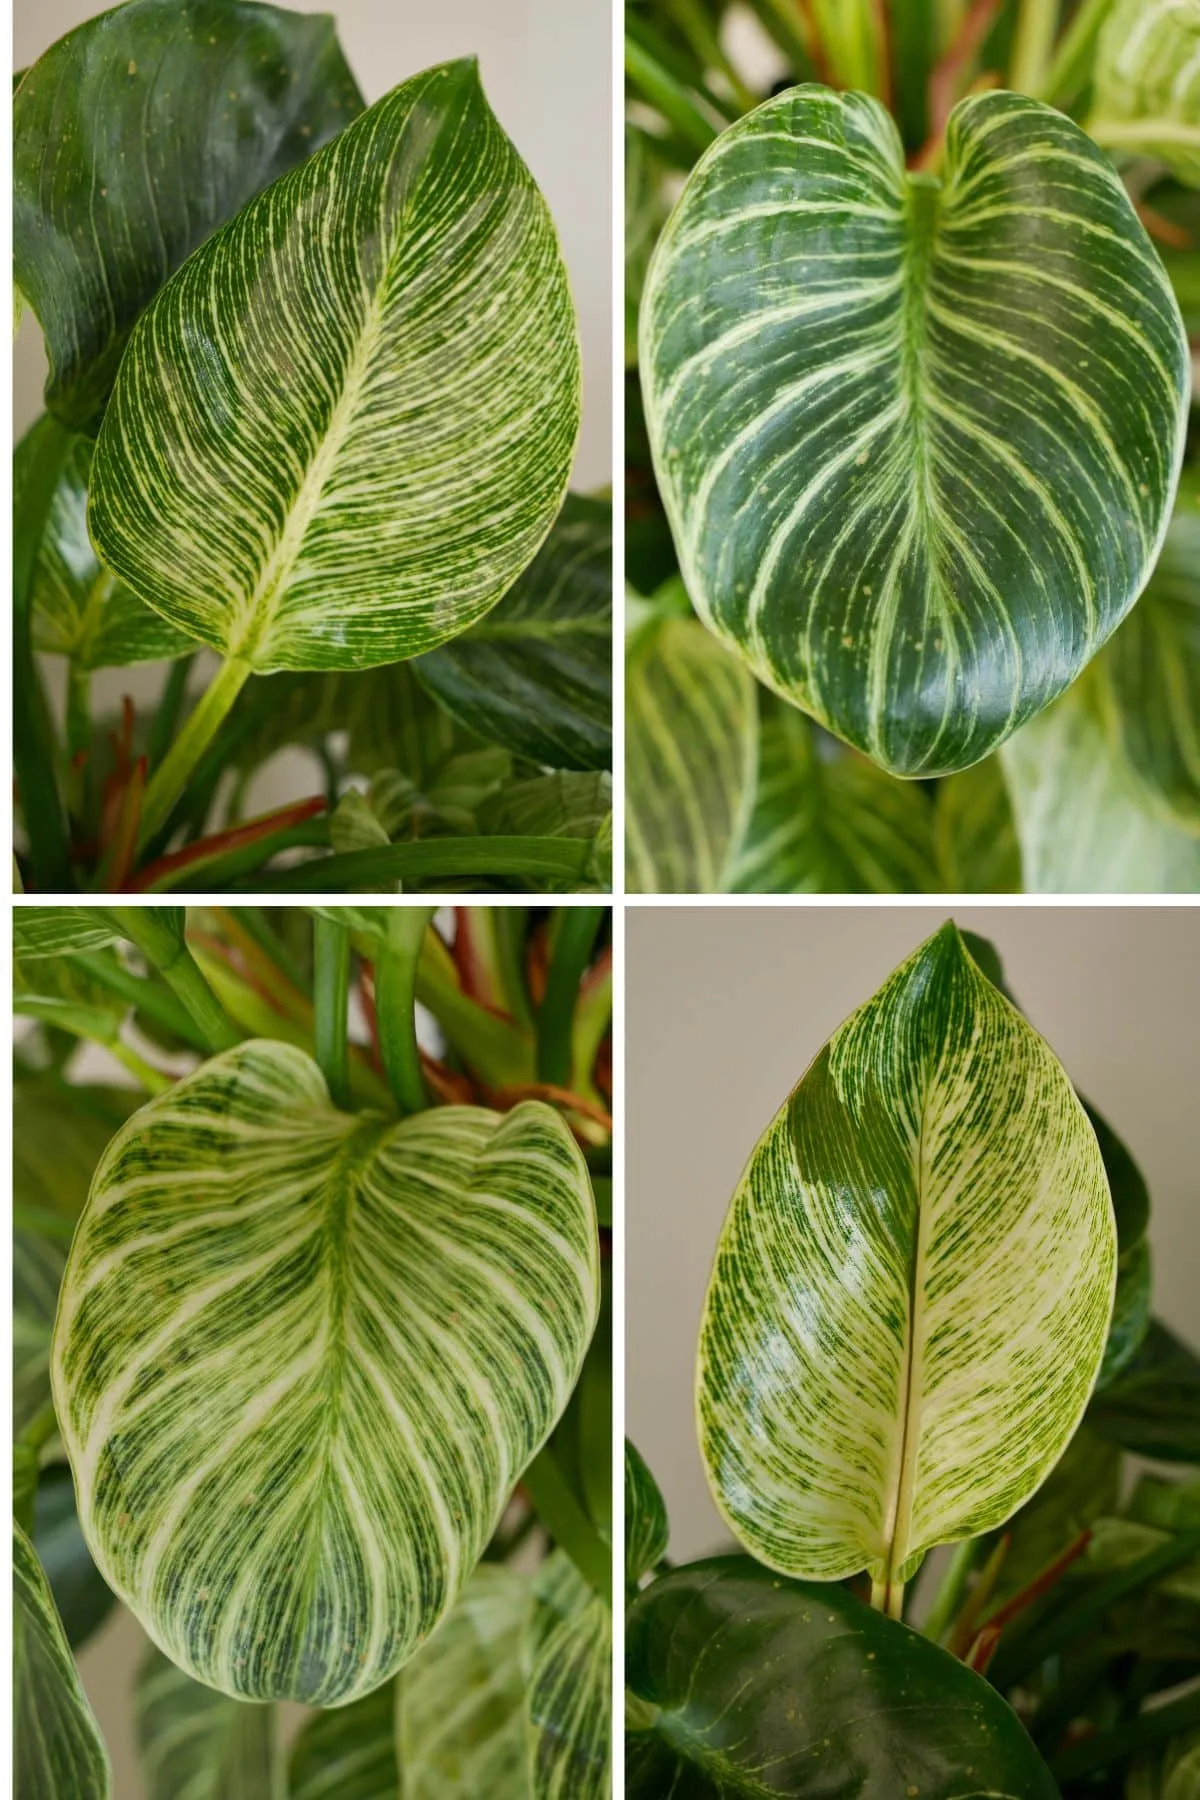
414, 494, 613, 772
626, 1557, 1058, 1799
640, 86, 1189, 775
52, 1041, 599, 1702
14, 1521, 112, 1800
626, 611, 758, 893
88, 60, 581, 672
17, 421, 194, 669
525, 1552, 611, 1800
136, 1648, 278, 1800
729, 699, 939, 892
697, 921, 1116, 1600
290, 1681, 398, 1800
14, 0, 363, 430
625, 1441, 669, 1592
1092, 0, 1200, 186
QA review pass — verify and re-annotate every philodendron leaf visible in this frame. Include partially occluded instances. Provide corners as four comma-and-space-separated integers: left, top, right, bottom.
625, 1441, 669, 1592
934, 755, 1023, 893
88, 60, 581, 673
987, 1425, 1122, 1607
13, 0, 363, 430
414, 494, 613, 772
136, 1648, 278, 1800
398, 1565, 531, 1799
1001, 672, 1200, 892
1086, 1103, 1153, 1388
697, 922, 1116, 1600
14, 905, 184, 959
51, 1041, 599, 1703
1088, 1320, 1200, 1463
729, 699, 939, 893
525, 1551, 611, 1800
625, 1557, 1058, 1799
626, 613, 758, 893
18, 421, 193, 668
640, 85, 1189, 776
290, 1681, 398, 1800
14, 1522, 112, 1800
1091, 0, 1200, 186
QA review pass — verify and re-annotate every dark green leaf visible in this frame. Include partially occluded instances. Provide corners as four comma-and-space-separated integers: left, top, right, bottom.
988, 1426, 1122, 1607
1087, 1320, 1200, 1462
626, 1557, 1059, 1798
14, 0, 363, 429
33, 1465, 117, 1653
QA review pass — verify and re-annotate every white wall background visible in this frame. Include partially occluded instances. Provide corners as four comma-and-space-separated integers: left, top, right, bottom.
627, 905, 1200, 1564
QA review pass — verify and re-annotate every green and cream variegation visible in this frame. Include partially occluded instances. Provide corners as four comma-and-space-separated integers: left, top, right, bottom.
289, 1682, 398, 1800
14, 1523, 112, 1800
136, 1649, 278, 1800
525, 1552, 612, 1800
1091, 0, 1200, 186
625, 1441, 669, 1592
640, 85, 1189, 776
51, 1040, 599, 1704
88, 59, 580, 673
626, 612, 758, 892
697, 923, 1116, 1603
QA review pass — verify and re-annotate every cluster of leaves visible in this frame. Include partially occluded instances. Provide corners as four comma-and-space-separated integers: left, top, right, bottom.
626, 0, 1200, 893
624, 922, 1199, 1797
13, 903, 613, 1797
14, 0, 611, 895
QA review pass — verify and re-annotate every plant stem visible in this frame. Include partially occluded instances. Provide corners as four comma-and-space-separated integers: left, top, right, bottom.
65, 660, 91, 776
109, 1040, 173, 1093
137, 656, 252, 852
145, 655, 196, 773
14, 417, 74, 891
625, 31, 720, 150
249, 837, 598, 892
665, 0, 757, 111
1042, 0, 1114, 108
314, 915, 351, 1110
1009, 0, 1060, 96
537, 907, 604, 1088
493, 907, 534, 1028
107, 907, 239, 1053
522, 1444, 613, 1606
19, 1400, 60, 1457
921, 1538, 984, 1643
1050, 1687, 1200, 1784
375, 909, 437, 1114
137, 807, 330, 893
74, 951, 212, 1052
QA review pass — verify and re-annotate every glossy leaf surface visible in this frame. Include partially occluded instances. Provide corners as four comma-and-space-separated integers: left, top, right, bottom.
13, 0, 363, 429
1092, 0, 1200, 186
414, 495, 613, 771
1088, 1320, 1200, 1462
14, 1522, 112, 1800
626, 613, 757, 893
136, 1649, 278, 1800
729, 700, 938, 892
525, 1552, 611, 1800
625, 1557, 1058, 1798
697, 923, 1116, 1594
641, 86, 1189, 775
289, 1681, 398, 1800
89, 61, 580, 672
52, 1041, 599, 1703
625, 1441, 669, 1591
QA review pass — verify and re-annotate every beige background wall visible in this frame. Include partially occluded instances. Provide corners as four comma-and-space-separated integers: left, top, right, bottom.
627, 905, 1200, 1564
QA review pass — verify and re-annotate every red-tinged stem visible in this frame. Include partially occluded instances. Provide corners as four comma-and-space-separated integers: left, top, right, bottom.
130, 796, 326, 892
914, 0, 1004, 166
359, 965, 384, 1074
965, 1621, 1003, 1674
102, 756, 147, 892
486, 1082, 614, 1133
980, 1528, 1093, 1636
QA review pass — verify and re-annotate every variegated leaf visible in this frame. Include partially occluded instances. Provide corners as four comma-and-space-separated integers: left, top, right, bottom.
934, 755, 1023, 893
1092, 0, 1200, 187
18, 422, 193, 668
51, 1041, 600, 1703
88, 61, 580, 672
525, 1552, 611, 1800
14, 905, 184, 960
625, 1442, 669, 1592
14, 1522, 112, 1800
729, 699, 939, 893
640, 86, 1189, 775
399, 1564, 532, 1799
413, 494, 613, 772
136, 1648, 279, 1800
626, 612, 758, 893
697, 922, 1116, 1600
289, 1682, 398, 1800
13, 0, 363, 429
1002, 672, 1200, 892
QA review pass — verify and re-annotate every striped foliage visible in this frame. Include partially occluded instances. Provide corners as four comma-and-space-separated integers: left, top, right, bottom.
626, 614, 758, 893
88, 60, 580, 673
697, 923, 1116, 1597
135, 1649, 278, 1800
414, 494, 613, 772
14, 1523, 112, 1800
18, 419, 193, 668
525, 1552, 612, 1800
1092, 0, 1200, 186
14, 1227, 67, 1440
13, 0, 363, 430
51, 1042, 599, 1703
1002, 673, 1200, 891
641, 86, 1189, 776
934, 755, 1023, 892
625, 1441, 669, 1592
729, 700, 939, 893
14, 905, 184, 960
290, 1682, 398, 1800
399, 1564, 531, 1798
